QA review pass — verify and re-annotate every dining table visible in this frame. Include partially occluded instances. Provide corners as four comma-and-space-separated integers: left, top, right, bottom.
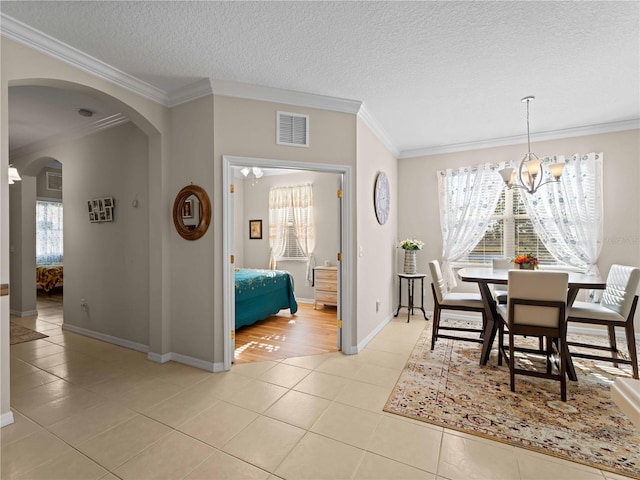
457, 267, 606, 380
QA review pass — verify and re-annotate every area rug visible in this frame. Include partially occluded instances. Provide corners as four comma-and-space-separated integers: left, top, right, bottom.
10, 322, 48, 345
384, 323, 640, 478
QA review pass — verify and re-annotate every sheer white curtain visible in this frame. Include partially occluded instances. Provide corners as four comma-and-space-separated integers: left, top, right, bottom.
36, 201, 63, 264
520, 153, 603, 279
268, 184, 315, 280
268, 187, 289, 269
438, 163, 504, 288
290, 184, 316, 285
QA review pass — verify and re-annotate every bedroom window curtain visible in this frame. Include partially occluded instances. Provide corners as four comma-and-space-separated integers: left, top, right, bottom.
36, 200, 64, 264
268, 187, 289, 269
520, 153, 604, 288
268, 184, 316, 284
290, 184, 316, 285
437, 163, 504, 289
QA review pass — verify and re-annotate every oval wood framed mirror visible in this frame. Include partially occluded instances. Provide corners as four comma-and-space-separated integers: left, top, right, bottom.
172, 184, 211, 240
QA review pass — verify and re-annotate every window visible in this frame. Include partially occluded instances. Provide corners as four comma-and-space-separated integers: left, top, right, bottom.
467, 188, 555, 264
36, 201, 63, 264
268, 184, 315, 265
280, 209, 306, 260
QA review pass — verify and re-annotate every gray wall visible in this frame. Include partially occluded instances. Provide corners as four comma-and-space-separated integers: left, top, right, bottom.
10, 122, 151, 344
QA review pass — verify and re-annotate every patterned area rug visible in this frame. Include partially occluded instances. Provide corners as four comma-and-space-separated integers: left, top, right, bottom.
384, 324, 640, 478
10, 322, 48, 345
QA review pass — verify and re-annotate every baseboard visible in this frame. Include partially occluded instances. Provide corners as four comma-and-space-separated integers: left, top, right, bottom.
611, 378, 640, 429
9, 309, 38, 317
296, 297, 314, 304
146, 351, 222, 372
0, 411, 15, 428
61, 323, 149, 353
353, 312, 397, 354
45, 324, 225, 373
147, 352, 171, 364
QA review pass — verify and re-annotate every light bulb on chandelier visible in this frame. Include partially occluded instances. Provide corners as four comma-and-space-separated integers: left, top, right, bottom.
498, 96, 565, 194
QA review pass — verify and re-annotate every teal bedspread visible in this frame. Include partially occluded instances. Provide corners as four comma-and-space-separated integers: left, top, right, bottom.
235, 269, 298, 329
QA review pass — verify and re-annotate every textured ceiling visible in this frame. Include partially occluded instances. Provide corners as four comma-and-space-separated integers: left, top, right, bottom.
2, 1, 638, 156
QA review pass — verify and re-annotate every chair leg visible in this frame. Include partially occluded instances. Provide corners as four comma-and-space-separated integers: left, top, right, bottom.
626, 320, 639, 379
498, 320, 504, 366
608, 325, 619, 368
509, 332, 516, 393
560, 337, 567, 402
546, 336, 553, 374
431, 305, 440, 350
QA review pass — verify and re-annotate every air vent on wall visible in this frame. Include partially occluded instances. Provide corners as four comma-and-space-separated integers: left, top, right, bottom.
277, 111, 309, 147
46, 171, 62, 191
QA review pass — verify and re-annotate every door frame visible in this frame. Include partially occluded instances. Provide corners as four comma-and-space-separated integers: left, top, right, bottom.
222, 155, 352, 370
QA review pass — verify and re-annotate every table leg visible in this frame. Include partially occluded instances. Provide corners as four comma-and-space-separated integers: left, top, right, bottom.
394, 277, 402, 317
478, 282, 499, 365
407, 278, 414, 322
419, 277, 427, 319
565, 286, 579, 381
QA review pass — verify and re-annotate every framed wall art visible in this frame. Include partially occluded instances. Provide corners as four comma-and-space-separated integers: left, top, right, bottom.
88, 196, 115, 223
249, 219, 262, 239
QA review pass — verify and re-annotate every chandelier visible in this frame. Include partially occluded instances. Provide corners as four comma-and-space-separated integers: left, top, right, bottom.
498, 96, 565, 194
240, 166, 264, 186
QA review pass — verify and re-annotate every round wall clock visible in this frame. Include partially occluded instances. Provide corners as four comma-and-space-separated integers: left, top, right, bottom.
374, 171, 390, 225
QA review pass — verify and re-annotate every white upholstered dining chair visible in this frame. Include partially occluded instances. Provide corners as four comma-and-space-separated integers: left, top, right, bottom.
567, 264, 639, 379
428, 260, 486, 350
497, 270, 569, 401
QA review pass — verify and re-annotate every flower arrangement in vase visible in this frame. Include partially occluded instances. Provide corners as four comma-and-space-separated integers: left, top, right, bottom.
512, 253, 539, 270
398, 238, 424, 274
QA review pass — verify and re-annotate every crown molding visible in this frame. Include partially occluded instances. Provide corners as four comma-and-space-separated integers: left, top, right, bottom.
9, 113, 129, 159
357, 103, 400, 158
165, 79, 213, 107
211, 79, 362, 114
399, 118, 640, 159
1, 13, 168, 104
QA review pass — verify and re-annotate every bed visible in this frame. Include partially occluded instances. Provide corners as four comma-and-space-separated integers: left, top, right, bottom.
235, 268, 298, 329
36, 265, 64, 293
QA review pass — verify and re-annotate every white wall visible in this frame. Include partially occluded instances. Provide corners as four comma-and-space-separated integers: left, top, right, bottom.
168, 95, 216, 363
9, 176, 36, 315
10, 122, 151, 344
398, 129, 640, 329
213, 95, 358, 360
2, 36, 169, 424
239, 170, 339, 301
356, 118, 399, 345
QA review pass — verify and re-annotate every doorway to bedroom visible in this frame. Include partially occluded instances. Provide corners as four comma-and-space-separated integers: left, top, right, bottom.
223, 156, 351, 368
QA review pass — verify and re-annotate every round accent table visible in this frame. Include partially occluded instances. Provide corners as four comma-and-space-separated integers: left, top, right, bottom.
394, 273, 427, 322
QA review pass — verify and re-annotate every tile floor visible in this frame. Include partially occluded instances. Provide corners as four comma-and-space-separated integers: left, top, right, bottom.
2, 303, 634, 479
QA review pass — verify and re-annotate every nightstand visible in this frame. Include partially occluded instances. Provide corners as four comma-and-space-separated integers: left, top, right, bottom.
314, 266, 337, 308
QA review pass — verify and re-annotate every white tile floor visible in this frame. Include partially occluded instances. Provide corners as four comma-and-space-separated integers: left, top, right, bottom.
2, 308, 634, 479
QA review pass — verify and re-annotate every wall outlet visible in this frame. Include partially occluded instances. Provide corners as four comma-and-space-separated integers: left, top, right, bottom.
80, 299, 88, 310
376, 299, 380, 312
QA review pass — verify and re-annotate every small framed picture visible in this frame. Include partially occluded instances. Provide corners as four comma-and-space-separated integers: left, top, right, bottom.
104, 197, 113, 208
88, 201, 93, 213
182, 199, 194, 219
89, 212, 96, 222
249, 219, 262, 239
105, 209, 113, 222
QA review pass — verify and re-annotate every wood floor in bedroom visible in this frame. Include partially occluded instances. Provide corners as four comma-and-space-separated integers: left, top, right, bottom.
234, 302, 340, 364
